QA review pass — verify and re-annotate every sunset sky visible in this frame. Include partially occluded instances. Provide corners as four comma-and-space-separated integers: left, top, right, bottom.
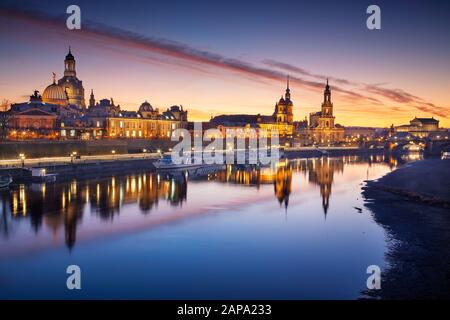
0, 0, 449, 127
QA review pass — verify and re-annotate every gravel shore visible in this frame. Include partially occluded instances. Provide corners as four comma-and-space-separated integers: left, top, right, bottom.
362, 159, 450, 299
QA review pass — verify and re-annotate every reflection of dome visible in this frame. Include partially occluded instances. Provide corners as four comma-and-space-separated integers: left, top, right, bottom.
42, 82, 67, 106
139, 100, 153, 112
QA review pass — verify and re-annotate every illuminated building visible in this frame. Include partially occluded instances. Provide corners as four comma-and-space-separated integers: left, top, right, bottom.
8, 91, 58, 139
106, 104, 188, 139
395, 117, 445, 138
7, 48, 188, 140
57, 47, 86, 109
306, 80, 344, 145
210, 77, 294, 138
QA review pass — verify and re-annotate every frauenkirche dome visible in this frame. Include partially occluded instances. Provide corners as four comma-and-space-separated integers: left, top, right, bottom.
42, 77, 67, 106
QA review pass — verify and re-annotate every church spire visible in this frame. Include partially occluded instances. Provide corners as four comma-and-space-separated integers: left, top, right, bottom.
89, 89, 95, 108
324, 79, 331, 103
64, 47, 76, 77
285, 75, 291, 100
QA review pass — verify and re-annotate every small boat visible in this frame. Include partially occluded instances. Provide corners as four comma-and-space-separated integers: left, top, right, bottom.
31, 168, 57, 182
0, 175, 13, 189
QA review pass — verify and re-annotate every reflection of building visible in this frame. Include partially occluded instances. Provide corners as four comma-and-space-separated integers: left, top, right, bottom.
213, 163, 293, 209
274, 163, 292, 209
395, 117, 444, 138
301, 158, 344, 217
210, 78, 294, 138
2, 173, 188, 249
306, 80, 344, 144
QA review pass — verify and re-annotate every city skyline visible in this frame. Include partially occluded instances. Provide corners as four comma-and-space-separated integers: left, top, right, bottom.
1, 1, 449, 127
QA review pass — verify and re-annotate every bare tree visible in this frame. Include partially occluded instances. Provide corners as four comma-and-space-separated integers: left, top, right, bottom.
0, 99, 11, 141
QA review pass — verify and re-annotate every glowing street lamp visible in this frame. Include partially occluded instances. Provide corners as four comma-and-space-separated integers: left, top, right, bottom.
19, 153, 25, 168
70, 151, 77, 164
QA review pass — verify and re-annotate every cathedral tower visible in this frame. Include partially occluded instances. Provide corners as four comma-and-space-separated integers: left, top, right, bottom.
89, 89, 95, 108
318, 79, 334, 128
57, 47, 86, 109
274, 76, 294, 125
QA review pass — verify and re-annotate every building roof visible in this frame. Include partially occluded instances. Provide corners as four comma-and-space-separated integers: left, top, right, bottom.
412, 117, 439, 124
42, 82, 67, 103
211, 114, 260, 125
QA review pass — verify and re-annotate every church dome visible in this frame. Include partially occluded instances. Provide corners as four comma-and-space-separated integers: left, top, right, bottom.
42, 82, 67, 106
139, 101, 153, 112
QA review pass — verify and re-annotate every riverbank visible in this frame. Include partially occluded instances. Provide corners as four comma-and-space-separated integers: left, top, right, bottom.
362, 159, 450, 299
0, 147, 383, 182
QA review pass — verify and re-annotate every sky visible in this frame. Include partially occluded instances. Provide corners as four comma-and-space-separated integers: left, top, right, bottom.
0, 0, 449, 127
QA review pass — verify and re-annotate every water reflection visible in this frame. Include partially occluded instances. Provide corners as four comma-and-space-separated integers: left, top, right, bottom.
0, 154, 401, 250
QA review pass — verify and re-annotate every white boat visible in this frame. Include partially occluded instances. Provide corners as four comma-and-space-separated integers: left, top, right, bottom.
0, 175, 13, 189
31, 168, 57, 182
153, 154, 205, 170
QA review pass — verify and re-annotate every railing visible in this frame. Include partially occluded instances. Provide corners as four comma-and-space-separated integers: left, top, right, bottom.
0, 153, 161, 168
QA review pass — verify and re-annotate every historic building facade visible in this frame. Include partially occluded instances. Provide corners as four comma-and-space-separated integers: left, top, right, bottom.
6, 48, 188, 140
106, 103, 188, 139
395, 117, 444, 138
8, 91, 59, 139
209, 78, 294, 138
305, 80, 344, 145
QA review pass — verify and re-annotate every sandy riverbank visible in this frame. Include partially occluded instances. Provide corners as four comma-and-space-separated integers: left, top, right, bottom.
362, 159, 450, 299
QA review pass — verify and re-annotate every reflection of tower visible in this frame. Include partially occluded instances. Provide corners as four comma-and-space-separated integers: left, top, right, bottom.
139, 174, 160, 213
274, 163, 292, 209
308, 158, 343, 218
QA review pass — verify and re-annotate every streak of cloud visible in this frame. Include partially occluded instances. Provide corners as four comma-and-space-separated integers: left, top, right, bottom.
0, 5, 448, 119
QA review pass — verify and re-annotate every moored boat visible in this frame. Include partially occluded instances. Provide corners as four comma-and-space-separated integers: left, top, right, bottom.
0, 175, 13, 189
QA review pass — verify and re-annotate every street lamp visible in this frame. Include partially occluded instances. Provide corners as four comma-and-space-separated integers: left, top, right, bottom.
19, 153, 25, 168
70, 151, 77, 164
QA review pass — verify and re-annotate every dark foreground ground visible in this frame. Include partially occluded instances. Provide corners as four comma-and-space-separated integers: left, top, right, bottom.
362, 159, 450, 299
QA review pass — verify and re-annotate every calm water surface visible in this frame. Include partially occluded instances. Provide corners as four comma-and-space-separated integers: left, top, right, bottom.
0, 155, 407, 299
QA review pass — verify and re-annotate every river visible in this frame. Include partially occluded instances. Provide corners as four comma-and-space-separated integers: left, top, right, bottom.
0, 154, 416, 299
